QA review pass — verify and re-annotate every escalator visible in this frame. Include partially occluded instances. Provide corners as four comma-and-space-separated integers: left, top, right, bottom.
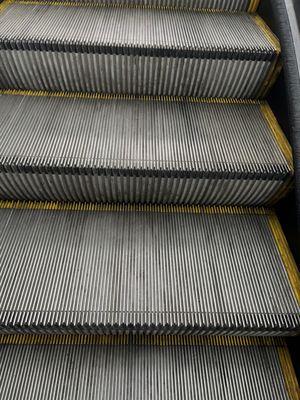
0, 0, 299, 397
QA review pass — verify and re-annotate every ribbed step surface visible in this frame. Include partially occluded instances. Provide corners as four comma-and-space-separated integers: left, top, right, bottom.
0, 2, 279, 98
0, 336, 298, 399
1, 202, 299, 335
0, 92, 293, 205
16, 0, 260, 12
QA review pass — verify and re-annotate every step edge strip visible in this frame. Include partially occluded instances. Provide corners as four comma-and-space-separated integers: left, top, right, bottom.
260, 102, 294, 170
0, 200, 271, 215
252, 14, 281, 55
0, 334, 285, 346
268, 213, 300, 305
0, 0, 11, 12
252, 14, 282, 97
277, 344, 300, 400
0, 89, 264, 104
248, 0, 260, 13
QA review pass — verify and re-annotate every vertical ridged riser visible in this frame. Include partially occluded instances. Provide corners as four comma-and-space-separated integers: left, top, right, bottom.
0, 3, 280, 98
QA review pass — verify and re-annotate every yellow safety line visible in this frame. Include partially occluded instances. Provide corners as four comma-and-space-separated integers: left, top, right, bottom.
252, 15, 281, 55
252, 14, 282, 98
0, 334, 283, 347
0, 0, 12, 12
249, 0, 261, 13
260, 103, 294, 170
263, 100, 295, 206
0, 200, 270, 216
278, 345, 300, 400
269, 214, 300, 304
247, 0, 260, 12
0, 89, 262, 106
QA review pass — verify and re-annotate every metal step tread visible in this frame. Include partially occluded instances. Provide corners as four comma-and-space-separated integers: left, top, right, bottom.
0, 91, 293, 205
0, 3, 276, 58
0, 335, 299, 399
13, 0, 261, 12
1, 201, 299, 335
0, 1, 280, 97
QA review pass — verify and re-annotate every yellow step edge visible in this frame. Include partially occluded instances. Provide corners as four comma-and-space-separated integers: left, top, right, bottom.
260, 103, 294, 170
0, 334, 284, 346
252, 14, 281, 55
0, 0, 12, 12
247, 0, 260, 13
0, 89, 262, 105
0, 200, 270, 216
252, 14, 282, 98
269, 214, 300, 305
278, 345, 300, 400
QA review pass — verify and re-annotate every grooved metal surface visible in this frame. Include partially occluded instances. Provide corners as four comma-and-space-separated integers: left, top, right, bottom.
0, 93, 292, 205
19, 0, 254, 11
0, 342, 291, 399
0, 205, 299, 334
0, 4, 278, 97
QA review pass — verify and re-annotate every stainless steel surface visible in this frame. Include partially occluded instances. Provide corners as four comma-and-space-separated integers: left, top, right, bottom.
0, 339, 291, 399
0, 204, 299, 334
0, 4, 277, 97
0, 0, 298, 397
18, 0, 254, 11
0, 93, 292, 205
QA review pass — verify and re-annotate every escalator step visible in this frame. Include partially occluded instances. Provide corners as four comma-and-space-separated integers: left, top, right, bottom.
0, 2, 280, 98
0, 201, 299, 335
15, 0, 261, 12
0, 336, 298, 399
0, 91, 293, 205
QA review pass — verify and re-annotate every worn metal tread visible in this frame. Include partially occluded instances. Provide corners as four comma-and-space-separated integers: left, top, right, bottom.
0, 3, 276, 59
14, 0, 261, 12
0, 201, 299, 335
0, 91, 293, 205
0, 2, 280, 98
0, 336, 299, 399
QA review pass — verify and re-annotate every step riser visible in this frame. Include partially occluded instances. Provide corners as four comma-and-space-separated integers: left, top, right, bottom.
0, 50, 272, 98
0, 171, 289, 206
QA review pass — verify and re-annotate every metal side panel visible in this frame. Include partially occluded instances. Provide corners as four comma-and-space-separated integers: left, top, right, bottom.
0, 336, 299, 400
0, 92, 293, 205
0, 202, 299, 335
0, 3, 279, 98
